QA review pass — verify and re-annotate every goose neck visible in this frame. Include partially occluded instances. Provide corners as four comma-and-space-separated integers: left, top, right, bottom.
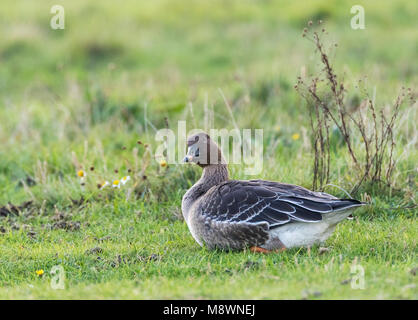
199, 164, 229, 189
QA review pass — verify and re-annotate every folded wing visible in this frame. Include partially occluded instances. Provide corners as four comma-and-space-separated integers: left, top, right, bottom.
201, 180, 363, 229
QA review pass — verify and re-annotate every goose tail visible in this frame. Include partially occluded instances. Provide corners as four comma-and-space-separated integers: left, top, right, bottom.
331, 199, 367, 212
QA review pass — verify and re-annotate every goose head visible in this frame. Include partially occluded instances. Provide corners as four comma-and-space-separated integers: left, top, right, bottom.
183, 132, 226, 167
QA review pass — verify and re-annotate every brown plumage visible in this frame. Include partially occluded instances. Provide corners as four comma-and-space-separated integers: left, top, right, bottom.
182, 133, 365, 251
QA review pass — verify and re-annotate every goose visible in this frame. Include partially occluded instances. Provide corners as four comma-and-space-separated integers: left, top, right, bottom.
181, 132, 365, 253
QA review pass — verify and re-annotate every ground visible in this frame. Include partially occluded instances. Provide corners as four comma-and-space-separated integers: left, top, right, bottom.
0, 0, 416, 299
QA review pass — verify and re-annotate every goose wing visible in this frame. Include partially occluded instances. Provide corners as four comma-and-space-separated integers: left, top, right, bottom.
201, 180, 363, 229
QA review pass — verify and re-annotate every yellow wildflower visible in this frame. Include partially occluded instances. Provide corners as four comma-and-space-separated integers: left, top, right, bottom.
291, 133, 300, 141
112, 180, 120, 188
98, 181, 110, 190
36, 269, 44, 277
121, 176, 131, 185
160, 159, 167, 167
77, 170, 86, 178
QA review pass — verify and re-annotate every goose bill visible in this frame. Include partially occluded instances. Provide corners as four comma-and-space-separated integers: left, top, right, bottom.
184, 145, 198, 162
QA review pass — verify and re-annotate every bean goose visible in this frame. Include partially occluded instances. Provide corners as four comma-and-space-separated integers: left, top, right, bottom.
182, 132, 365, 252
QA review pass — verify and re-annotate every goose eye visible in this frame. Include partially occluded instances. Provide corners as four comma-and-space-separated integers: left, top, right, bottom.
195, 148, 200, 157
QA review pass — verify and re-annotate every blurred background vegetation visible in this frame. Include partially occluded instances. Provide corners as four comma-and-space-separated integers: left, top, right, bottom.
0, 0, 416, 205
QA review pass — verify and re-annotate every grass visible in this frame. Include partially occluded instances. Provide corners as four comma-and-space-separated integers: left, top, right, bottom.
0, 0, 417, 299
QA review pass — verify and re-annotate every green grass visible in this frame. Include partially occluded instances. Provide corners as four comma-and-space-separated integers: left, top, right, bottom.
1, 200, 417, 299
0, 0, 417, 299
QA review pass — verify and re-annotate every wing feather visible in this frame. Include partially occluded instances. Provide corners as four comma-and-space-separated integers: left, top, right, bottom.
202, 180, 363, 229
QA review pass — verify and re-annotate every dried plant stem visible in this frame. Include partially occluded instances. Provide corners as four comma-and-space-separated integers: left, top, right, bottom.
296, 22, 412, 193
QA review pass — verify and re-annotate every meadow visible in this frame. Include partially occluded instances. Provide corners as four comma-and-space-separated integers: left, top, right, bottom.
0, 0, 416, 299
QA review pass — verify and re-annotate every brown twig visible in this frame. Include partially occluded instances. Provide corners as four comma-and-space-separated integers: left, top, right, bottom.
296, 21, 411, 193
